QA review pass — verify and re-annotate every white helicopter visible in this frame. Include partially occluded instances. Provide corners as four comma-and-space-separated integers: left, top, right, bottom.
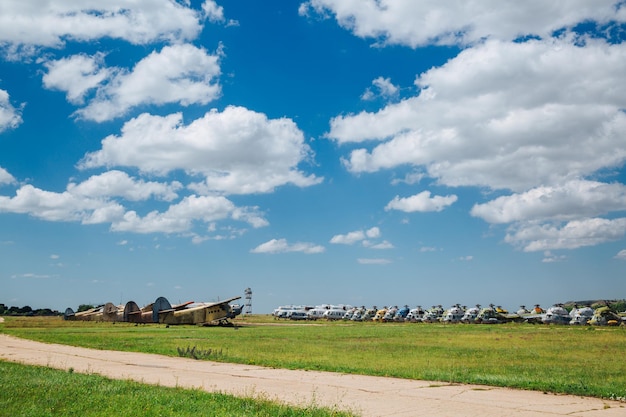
541, 304, 571, 325
569, 305, 594, 325
443, 304, 465, 323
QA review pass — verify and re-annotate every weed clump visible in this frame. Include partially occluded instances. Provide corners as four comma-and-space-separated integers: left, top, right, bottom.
176, 345, 223, 360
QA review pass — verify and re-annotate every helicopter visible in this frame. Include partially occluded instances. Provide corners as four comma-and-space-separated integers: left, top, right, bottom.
588, 305, 626, 326
443, 304, 465, 323
542, 304, 571, 325
569, 305, 594, 325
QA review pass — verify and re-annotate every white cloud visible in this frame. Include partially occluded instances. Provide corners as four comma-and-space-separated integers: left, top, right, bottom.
0, 174, 265, 236
471, 180, 626, 224
0, 166, 16, 185
0, 184, 125, 224
251, 238, 325, 254
330, 230, 365, 245
54, 44, 221, 122
357, 258, 391, 265
0, 89, 22, 132
301, 0, 624, 47
505, 218, 626, 252
111, 195, 267, 234
67, 170, 181, 202
202, 0, 225, 23
364, 240, 394, 250
331, 38, 626, 193
385, 190, 457, 212
391, 171, 424, 186
542, 251, 567, 263
362, 77, 399, 101
0, 1, 203, 57
330, 226, 380, 244
80, 106, 322, 194
43, 53, 113, 105
330, 226, 393, 249
615, 250, 626, 260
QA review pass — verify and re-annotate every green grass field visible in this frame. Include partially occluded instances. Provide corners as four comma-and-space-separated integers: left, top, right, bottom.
2, 316, 625, 401
0, 360, 352, 417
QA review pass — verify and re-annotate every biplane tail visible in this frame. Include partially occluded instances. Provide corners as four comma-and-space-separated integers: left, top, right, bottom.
63, 307, 75, 320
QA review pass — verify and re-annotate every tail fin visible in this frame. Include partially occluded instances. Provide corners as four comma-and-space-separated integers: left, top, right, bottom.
152, 296, 172, 323
63, 308, 75, 320
124, 301, 141, 322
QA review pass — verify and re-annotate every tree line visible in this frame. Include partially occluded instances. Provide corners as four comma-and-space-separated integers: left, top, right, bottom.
0, 303, 61, 316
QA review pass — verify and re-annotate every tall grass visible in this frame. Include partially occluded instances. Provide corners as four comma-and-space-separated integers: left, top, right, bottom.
0, 360, 353, 417
2, 316, 625, 400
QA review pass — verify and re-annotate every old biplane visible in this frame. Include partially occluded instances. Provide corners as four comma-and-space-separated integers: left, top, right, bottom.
156, 296, 242, 326
63, 303, 122, 321
123, 297, 195, 323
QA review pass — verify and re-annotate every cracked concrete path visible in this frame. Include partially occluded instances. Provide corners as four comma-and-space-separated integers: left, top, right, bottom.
0, 334, 623, 417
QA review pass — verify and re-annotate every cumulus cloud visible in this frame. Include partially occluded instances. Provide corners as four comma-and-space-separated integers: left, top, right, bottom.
312, 3, 626, 254
0, 173, 266, 235
332, 38, 626, 192
385, 190, 457, 212
470, 180, 626, 252
0, 89, 22, 132
0, 0, 205, 57
67, 170, 182, 202
43, 44, 222, 122
300, 0, 625, 47
42, 53, 113, 105
471, 180, 626, 224
79, 106, 322, 194
111, 195, 267, 234
361, 77, 399, 101
364, 240, 394, 250
505, 218, 626, 252
615, 249, 626, 260
251, 238, 325, 254
0, 166, 16, 185
0, 184, 125, 224
330, 226, 380, 245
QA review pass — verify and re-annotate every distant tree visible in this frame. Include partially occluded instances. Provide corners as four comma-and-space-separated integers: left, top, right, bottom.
34, 308, 55, 316
77, 304, 95, 313
18, 305, 33, 314
0, 303, 5, 314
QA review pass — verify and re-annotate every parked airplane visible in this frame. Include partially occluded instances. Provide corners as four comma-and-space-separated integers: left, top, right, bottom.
124, 298, 194, 323
63, 305, 103, 321
64, 303, 122, 321
157, 296, 242, 326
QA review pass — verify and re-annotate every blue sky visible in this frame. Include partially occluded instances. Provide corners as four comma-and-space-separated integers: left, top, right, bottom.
1, 1, 626, 314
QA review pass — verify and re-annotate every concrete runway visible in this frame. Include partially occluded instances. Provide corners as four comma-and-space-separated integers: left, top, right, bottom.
0, 334, 623, 417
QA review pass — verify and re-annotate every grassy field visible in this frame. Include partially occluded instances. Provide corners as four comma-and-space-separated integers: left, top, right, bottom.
0, 360, 352, 417
1, 315, 625, 401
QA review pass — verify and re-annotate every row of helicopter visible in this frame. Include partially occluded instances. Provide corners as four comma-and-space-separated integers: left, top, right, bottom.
64, 295, 243, 326
272, 303, 626, 326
